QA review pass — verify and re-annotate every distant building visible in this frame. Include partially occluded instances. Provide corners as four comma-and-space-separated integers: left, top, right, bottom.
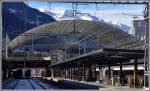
129, 20, 146, 42
130, 19, 149, 87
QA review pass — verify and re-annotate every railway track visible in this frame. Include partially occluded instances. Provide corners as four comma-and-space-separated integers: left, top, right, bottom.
11, 80, 20, 89
2, 79, 57, 89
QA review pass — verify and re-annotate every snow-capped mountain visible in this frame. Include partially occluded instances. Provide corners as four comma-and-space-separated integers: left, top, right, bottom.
109, 20, 129, 32
38, 8, 129, 32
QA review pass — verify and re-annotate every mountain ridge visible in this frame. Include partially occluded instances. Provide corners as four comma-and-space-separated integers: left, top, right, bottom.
40, 8, 129, 32
2, 2, 56, 39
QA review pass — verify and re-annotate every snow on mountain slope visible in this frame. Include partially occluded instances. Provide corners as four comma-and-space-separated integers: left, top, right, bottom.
38, 7, 129, 32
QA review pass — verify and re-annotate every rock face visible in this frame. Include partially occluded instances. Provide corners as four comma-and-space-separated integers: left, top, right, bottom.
2, 2, 56, 39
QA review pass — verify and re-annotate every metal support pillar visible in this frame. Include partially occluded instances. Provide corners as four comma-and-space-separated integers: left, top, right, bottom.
148, 0, 150, 89
83, 64, 85, 81
65, 68, 67, 78
68, 68, 70, 79
70, 68, 72, 79
69, 63, 72, 79
73, 66, 75, 80
144, 2, 150, 88
66, 68, 68, 78
78, 46, 80, 55
97, 37, 99, 50
57, 69, 59, 77
64, 68, 66, 78
108, 65, 111, 81
69, 68, 71, 79
120, 62, 123, 85
0, 1, 2, 89
31, 35, 34, 53
66, 68, 69, 79
67, 68, 68, 78
134, 60, 138, 88
5, 34, 9, 60
65, 47, 67, 61
62, 69, 64, 78
94, 65, 97, 81
55, 68, 57, 77
51, 68, 54, 78
59, 69, 61, 77
88, 65, 91, 81
77, 61, 80, 80
58, 69, 59, 77
99, 66, 103, 83
84, 41, 86, 54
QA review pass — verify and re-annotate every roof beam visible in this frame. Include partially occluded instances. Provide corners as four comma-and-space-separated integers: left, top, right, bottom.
8, 20, 142, 49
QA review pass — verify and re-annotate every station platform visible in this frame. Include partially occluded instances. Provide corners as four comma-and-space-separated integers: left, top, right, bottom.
50, 77, 145, 91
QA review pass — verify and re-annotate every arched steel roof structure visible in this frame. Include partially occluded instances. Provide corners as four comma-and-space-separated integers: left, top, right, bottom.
8, 20, 142, 50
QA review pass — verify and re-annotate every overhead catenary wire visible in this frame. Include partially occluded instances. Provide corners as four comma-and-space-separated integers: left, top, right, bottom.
95, 0, 99, 17
23, 2, 28, 75
48, 1, 52, 12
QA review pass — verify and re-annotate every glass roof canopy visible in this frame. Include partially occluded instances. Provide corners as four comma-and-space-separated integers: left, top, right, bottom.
8, 20, 143, 51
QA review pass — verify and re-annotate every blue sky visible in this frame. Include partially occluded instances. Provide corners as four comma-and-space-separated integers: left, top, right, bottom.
26, 1, 145, 26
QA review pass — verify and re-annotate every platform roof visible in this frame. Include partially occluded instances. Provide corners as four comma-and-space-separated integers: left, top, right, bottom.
8, 20, 142, 50
51, 48, 144, 67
